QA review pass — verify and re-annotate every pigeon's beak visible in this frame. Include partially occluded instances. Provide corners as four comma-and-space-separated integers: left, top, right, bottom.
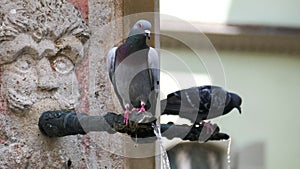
237, 106, 242, 114
145, 30, 151, 39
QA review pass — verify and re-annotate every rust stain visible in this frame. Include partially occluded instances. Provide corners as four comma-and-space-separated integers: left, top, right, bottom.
0, 67, 8, 114
68, 0, 89, 22
68, 0, 90, 114
0, 138, 6, 144
76, 54, 90, 114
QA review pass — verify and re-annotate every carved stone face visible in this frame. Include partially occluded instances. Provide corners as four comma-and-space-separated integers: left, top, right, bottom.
1, 35, 84, 113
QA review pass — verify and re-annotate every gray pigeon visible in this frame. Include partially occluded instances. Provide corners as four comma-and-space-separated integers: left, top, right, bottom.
161, 85, 242, 123
107, 20, 159, 125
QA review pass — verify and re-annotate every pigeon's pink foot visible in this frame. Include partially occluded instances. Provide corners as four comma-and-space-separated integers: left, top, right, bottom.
200, 121, 215, 134
132, 107, 140, 111
132, 101, 147, 113
124, 104, 130, 125
138, 102, 146, 113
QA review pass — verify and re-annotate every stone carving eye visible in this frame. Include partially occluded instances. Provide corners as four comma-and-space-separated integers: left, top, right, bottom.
53, 56, 74, 74
14, 56, 34, 72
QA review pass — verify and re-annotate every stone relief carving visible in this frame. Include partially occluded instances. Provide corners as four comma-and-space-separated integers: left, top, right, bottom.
0, 0, 90, 113
0, 0, 128, 167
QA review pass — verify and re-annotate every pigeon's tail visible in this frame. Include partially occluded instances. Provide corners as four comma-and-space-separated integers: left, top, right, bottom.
160, 98, 182, 115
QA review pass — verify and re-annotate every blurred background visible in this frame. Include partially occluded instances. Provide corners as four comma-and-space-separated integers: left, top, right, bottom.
159, 0, 300, 169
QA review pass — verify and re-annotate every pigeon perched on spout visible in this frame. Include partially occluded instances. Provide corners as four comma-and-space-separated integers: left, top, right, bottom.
161, 85, 242, 123
107, 20, 159, 125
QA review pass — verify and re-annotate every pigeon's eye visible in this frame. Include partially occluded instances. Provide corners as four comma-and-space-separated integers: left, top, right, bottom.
52, 56, 74, 74
14, 55, 35, 72
138, 23, 143, 28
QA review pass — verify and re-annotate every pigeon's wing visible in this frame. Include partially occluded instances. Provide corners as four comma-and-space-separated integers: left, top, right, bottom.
148, 47, 159, 92
106, 47, 118, 83
106, 47, 127, 109
162, 87, 201, 115
145, 47, 159, 114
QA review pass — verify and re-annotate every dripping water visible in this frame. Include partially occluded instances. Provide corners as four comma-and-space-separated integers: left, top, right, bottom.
152, 121, 171, 169
134, 133, 138, 148
227, 137, 232, 169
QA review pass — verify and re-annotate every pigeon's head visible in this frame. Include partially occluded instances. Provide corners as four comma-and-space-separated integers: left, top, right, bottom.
129, 20, 152, 39
230, 93, 242, 114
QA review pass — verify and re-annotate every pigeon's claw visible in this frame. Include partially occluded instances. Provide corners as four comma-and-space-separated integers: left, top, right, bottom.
132, 107, 140, 111
124, 104, 131, 125
132, 101, 147, 113
200, 121, 215, 134
124, 109, 130, 125
138, 106, 146, 113
138, 102, 146, 113
131, 107, 147, 113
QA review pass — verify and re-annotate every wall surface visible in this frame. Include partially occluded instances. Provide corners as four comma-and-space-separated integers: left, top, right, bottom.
0, 0, 125, 168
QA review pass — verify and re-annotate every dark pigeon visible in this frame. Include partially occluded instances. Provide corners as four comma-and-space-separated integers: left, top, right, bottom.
107, 20, 159, 125
160, 85, 242, 123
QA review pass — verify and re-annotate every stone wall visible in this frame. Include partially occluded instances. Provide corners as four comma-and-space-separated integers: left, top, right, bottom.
0, 0, 125, 168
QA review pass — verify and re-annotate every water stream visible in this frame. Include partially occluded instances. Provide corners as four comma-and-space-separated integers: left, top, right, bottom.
227, 137, 232, 169
153, 121, 171, 169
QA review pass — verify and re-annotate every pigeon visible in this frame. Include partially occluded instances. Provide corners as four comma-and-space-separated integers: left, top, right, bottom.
107, 20, 159, 125
160, 85, 242, 124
